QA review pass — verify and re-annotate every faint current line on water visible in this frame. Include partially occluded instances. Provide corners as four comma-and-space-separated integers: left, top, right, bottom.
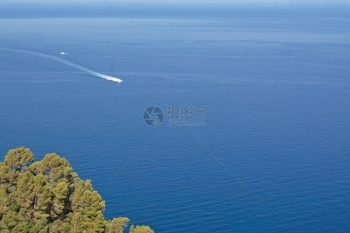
0, 48, 123, 83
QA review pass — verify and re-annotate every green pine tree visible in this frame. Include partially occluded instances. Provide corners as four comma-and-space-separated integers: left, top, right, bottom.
129, 225, 155, 233
0, 147, 155, 233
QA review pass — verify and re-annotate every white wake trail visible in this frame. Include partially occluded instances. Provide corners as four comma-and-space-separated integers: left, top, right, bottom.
0, 48, 123, 83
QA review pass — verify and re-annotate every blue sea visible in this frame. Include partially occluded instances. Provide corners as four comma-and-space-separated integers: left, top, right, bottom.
1, 12, 350, 233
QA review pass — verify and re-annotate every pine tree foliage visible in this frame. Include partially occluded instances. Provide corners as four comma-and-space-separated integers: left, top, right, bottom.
0, 147, 154, 233
129, 225, 155, 233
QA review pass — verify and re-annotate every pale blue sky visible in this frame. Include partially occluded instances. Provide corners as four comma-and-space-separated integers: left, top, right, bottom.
3, 0, 350, 4
1, 0, 348, 18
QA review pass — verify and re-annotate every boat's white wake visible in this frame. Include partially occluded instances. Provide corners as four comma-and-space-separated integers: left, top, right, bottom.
0, 48, 123, 83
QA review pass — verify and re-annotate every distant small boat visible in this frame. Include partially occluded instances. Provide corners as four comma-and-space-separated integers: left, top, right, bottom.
60, 51, 68, 55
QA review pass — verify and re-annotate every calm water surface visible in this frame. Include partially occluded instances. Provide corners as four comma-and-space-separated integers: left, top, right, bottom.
0, 16, 349, 232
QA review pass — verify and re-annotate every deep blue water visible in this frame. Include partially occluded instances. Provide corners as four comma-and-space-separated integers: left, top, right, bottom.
1, 16, 350, 232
